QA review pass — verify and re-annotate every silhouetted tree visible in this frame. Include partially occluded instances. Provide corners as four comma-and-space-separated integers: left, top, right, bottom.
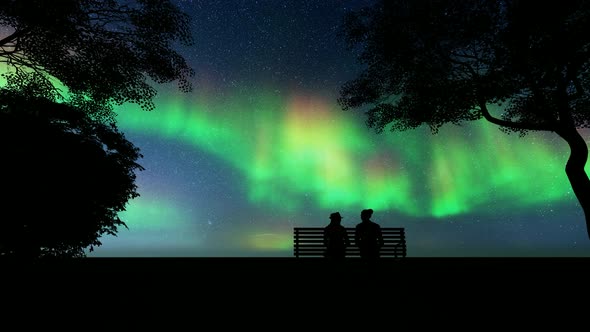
0, 0, 194, 257
0, 0, 194, 118
0, 89, 144, 258
338, 0, 590, 239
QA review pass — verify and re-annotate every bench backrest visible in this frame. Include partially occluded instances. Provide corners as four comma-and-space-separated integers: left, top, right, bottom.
293, 227, 406, 258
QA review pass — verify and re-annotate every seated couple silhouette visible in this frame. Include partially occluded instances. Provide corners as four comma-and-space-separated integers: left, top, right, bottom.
323, 209, 384, 259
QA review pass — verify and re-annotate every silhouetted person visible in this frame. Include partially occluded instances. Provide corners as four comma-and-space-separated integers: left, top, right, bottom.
324, 212, 350, 259
355, 209, 384, 259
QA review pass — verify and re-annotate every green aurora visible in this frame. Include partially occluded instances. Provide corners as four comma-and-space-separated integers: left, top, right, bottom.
115, 88, 582, 221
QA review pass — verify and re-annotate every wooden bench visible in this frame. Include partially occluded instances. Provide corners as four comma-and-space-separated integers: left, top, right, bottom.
293, 227, 407, 258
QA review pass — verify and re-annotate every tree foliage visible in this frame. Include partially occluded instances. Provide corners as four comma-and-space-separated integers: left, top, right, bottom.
0, 0, 194, 257
0, 0, 194, 117
338, 0, 590, 136
0, 89, 144, 258
338, 0, 590, 238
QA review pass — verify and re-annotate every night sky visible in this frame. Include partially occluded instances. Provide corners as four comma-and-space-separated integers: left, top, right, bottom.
64, 0, 590, 257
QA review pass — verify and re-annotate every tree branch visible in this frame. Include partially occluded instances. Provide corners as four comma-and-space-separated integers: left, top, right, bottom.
0, 47, 18, 55
479, 100, 555, 132
450, 50, 483, 61
0, 29, 29, 48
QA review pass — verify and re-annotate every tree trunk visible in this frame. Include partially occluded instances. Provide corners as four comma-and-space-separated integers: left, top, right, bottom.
557, 127, 590, 239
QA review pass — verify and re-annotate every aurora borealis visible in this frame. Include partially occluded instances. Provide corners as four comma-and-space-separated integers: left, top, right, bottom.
116, 90, 578, 218
91, 82, 590, 256
5, 0, 590, 257
88, 0, 590, 257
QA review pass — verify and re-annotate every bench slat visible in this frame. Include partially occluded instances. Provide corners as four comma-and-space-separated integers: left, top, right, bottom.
294, 227, 407, 258
294, 235, 405, 240
293, 228, 406, 235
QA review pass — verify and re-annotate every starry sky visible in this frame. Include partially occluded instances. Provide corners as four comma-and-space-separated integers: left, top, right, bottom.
19, 0, 590, 257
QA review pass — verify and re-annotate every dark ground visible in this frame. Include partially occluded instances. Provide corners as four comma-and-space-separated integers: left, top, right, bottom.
13, 256, 590, 272
3, 257, 587, 315
12, 257, 590, 286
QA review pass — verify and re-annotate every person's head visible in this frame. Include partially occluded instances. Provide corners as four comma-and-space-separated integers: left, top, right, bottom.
360, 209, 373, 221
329, 212, 343, 223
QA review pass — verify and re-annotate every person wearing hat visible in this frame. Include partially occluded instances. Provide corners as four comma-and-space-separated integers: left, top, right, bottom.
323, 212, 350, 259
